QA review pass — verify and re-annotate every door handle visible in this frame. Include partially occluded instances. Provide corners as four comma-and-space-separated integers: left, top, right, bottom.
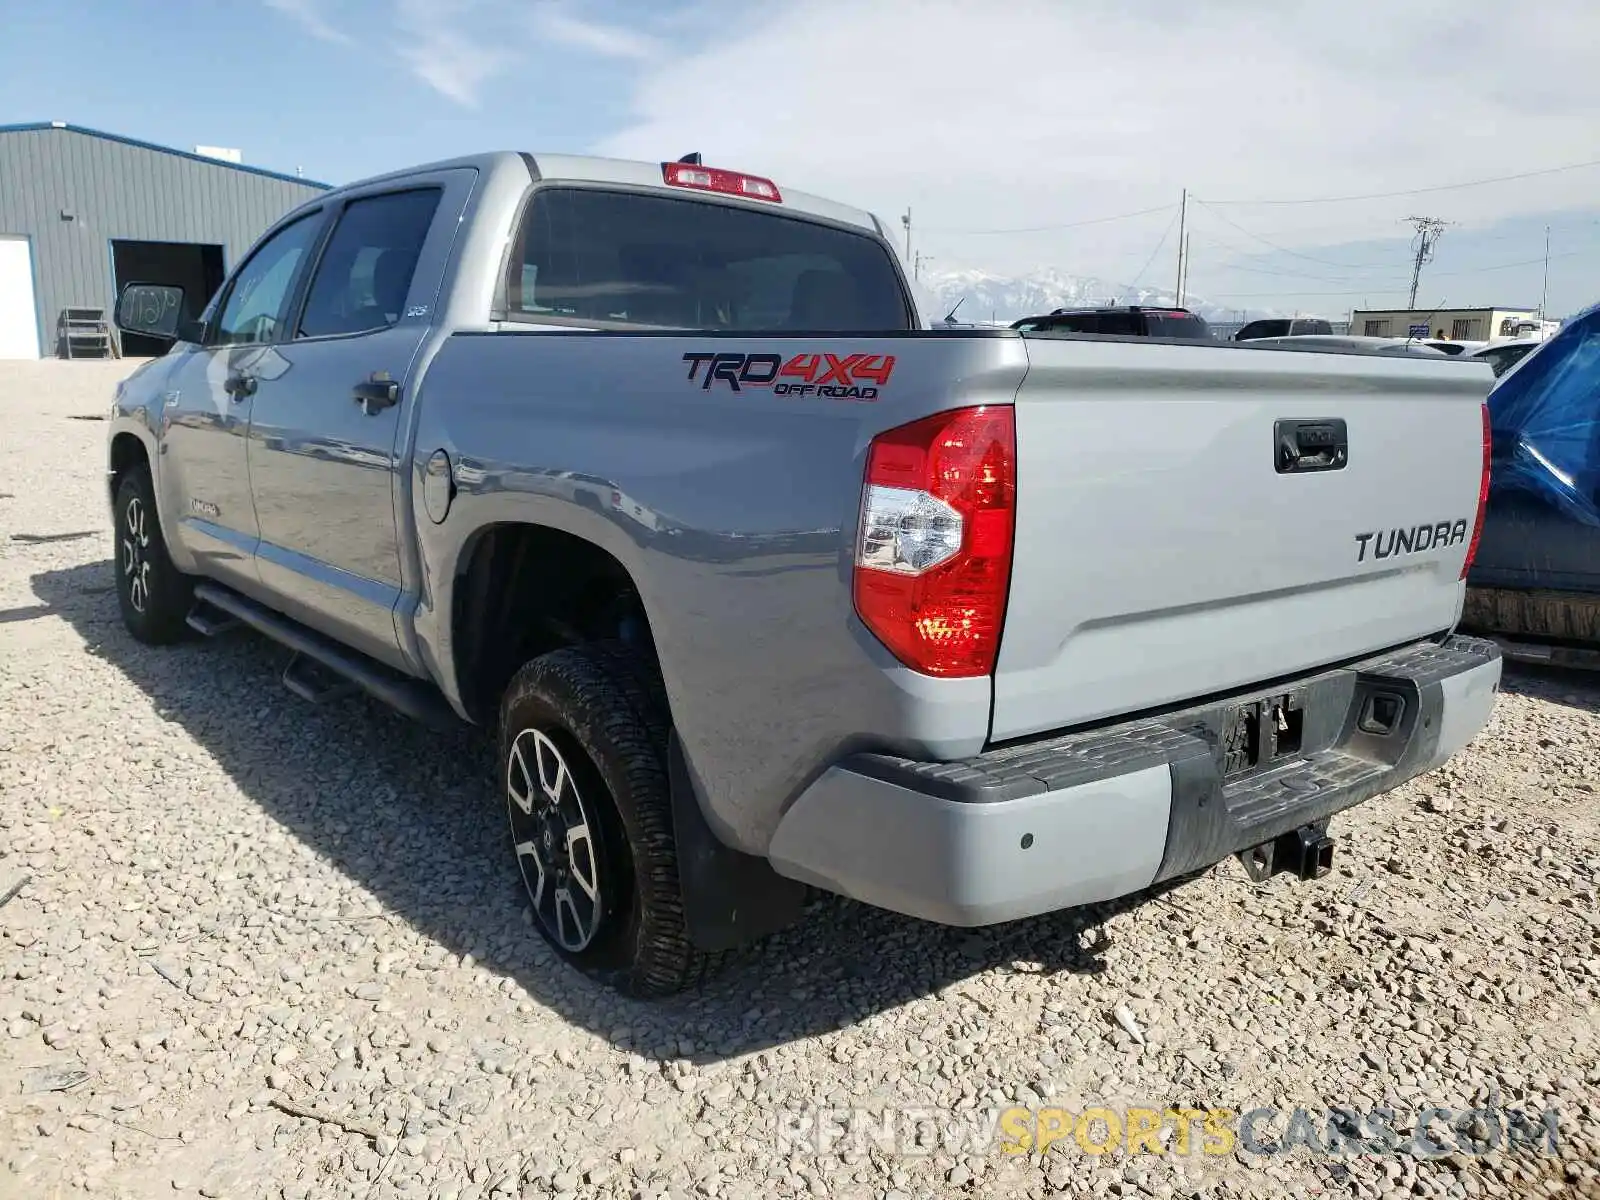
1274, 418, 1348, 474
352, 379, 400, 414
223, 372, 256, 400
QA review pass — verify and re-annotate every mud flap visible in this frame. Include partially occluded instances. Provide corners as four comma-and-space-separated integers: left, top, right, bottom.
668, 734, 808, 952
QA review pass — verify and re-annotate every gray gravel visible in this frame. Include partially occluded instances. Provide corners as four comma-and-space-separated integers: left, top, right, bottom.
2, 359, 1598, 1199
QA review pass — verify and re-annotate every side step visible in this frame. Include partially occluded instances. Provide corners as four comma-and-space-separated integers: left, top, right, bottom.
281, 652, 359, 705
186, 603, 241, 637
190, 582, 461, 729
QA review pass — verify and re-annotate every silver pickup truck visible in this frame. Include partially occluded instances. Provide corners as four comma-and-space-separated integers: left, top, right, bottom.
108, 150, 1502, 996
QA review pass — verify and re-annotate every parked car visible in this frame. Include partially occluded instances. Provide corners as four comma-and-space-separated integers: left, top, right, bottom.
108, 150, 1502, 996
1470, 337, 1545, 379
1463, 304, 1600, 656
1233, 317, 1334, 341
1010, 305, 1212, 339
1422, 339, 1488, 357
1241, 334, 1452, 357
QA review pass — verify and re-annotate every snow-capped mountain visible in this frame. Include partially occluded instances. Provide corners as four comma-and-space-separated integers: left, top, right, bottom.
911, 266, 1257, 326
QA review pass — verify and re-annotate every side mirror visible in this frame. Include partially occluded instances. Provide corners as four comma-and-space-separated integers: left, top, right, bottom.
115, 282, 198, 343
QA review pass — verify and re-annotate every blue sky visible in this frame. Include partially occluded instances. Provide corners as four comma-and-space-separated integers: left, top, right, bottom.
4, 0, 1599, 320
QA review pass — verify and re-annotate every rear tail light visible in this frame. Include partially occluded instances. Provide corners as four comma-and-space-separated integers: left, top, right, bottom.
1461, 402, 1492, 580
853, 406, 1016, 677
661, 162, 782, 203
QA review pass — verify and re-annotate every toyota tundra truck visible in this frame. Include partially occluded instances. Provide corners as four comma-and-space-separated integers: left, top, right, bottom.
106, 150, 1502, 996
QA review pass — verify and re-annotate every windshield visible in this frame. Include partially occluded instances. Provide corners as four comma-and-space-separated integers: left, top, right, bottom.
508, 187, 911, 332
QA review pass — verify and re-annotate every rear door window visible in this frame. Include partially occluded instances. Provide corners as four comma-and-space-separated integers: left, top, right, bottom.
298, 189, 442, 339
508, 188, 911, 332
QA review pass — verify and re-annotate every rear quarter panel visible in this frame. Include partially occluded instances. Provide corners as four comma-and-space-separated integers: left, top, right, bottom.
409, 331, 1026, 853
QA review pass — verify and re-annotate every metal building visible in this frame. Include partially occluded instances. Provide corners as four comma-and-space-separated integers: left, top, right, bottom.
0, 122, 328, 359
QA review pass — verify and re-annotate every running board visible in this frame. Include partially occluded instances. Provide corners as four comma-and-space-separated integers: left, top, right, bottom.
190, 582, 461, 729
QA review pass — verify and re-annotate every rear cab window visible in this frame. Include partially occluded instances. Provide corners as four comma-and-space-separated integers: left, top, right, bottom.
506, 187, 912, 332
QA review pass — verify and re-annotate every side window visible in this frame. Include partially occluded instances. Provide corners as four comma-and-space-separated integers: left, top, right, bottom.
212, 214, 322, 346
1048, 315, 1099, 334
298, 189, 442, 339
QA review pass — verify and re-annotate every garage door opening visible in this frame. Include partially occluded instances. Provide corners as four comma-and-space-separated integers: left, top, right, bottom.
110, 240, 225, 357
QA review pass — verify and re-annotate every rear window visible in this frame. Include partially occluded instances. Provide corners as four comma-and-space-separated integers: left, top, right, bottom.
506, 187, 911, 332
1146, 312, 1211, 339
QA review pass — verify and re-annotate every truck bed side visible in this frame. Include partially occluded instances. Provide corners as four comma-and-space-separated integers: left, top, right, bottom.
408, 331, 1027, 854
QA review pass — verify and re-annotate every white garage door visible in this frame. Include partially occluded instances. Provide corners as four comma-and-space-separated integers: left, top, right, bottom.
0, 236, 42, 360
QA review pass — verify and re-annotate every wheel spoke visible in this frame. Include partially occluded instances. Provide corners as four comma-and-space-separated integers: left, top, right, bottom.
514, 839, 546, 905
554, 886, 592, 951
567, 824, 598, 901
125, 499, 139, 536
507, 742, 536, 814
533, 731, 568, 805
122, 539, 136, 576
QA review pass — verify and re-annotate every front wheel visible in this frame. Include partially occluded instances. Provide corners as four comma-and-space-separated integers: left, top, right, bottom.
499, 643, 714, 996
113, 466, 194, 645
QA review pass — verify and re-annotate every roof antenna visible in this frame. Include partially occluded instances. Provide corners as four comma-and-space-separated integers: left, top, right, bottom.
942, 297, 966, 326
678, 152, 703, 165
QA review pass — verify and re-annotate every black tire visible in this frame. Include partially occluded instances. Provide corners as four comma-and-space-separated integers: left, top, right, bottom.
499, 642, 714, 996
113, 465, 194, 645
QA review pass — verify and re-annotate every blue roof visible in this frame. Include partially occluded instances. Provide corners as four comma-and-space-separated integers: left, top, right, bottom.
0, 121, 332, 189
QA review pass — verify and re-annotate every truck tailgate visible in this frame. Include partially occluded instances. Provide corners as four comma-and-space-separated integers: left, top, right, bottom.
993, 338, 1492, 742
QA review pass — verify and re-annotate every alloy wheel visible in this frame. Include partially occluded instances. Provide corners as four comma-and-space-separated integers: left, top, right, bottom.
507, 728, 603, 952
122, 496, 152, 613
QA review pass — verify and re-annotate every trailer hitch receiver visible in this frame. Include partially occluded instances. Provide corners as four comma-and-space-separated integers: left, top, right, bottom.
1239, 822, 1335, 883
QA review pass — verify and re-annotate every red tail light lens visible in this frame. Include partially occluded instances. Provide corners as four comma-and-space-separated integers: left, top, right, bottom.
661, 162, 782, 203
1461, 402, 1492, 580
853, 406, 1016, 677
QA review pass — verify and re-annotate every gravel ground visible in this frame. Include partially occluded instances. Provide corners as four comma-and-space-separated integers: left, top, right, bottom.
1, 359, 1597, 1200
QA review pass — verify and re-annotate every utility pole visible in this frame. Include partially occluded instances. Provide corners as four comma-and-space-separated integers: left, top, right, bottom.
914, 251, 933, 281
1178, 232, 1191, 306
1539, 225, 1551, 322
900, 208, 912, 266
1405, 216, 1447, 308
1175, 188, 1187, 303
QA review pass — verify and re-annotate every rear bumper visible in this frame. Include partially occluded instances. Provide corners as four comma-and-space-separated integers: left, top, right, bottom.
767, 635, 1501, 926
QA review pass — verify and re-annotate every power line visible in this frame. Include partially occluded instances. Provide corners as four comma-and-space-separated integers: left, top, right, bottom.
1206, 288, 1412, 299
1184, 229, 1407, 286
1189, 198, 1400, 270
1124, 207, 1183, 296
1201, 156, 1600, 207
920, 203, 1176, 236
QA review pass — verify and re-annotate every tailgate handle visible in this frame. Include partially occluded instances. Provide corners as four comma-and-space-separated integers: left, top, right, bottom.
1275, 419, 1348, 474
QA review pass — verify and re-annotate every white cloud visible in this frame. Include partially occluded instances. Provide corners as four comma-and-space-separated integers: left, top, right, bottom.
263, 0, 353, 45
532, 9, 661, 60
594, 0, 1600, 290
393, 0, 516, 108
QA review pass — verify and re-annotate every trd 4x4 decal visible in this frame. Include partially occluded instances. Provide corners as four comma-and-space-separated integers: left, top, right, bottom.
682, 352, 896, 400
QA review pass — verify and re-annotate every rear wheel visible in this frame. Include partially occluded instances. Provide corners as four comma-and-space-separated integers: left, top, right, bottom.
113, 465, 193, 645
499, 643, 713, 996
